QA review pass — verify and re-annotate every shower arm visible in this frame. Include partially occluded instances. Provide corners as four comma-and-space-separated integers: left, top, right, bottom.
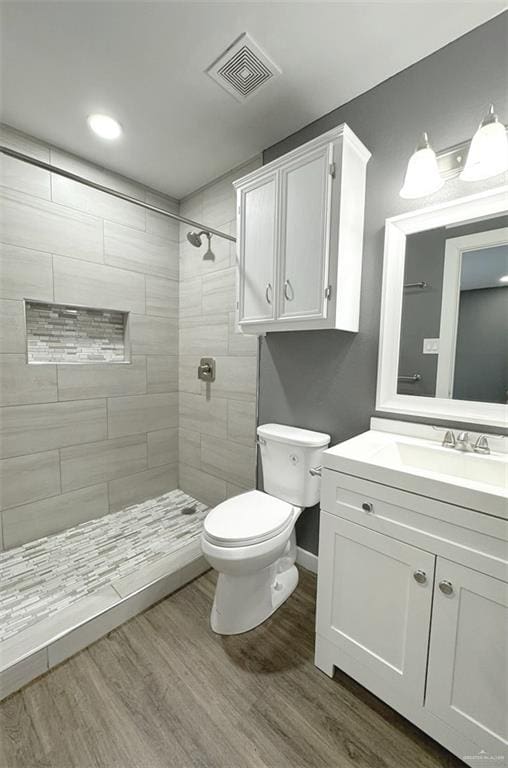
0, 145, 237, 244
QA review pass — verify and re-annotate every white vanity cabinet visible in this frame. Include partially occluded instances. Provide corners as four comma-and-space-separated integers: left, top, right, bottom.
233, 125, 370, 334
315, 467, 508, 766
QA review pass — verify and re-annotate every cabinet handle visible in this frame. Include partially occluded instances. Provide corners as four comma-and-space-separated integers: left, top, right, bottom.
439, 580, 454, 596
361, 502, 374, 513
265, 282, 273, 304
413, 570, 427, 584
284, 279, 294, 301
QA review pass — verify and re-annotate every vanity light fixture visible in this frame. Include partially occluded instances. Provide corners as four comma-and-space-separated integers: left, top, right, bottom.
399, 132, 444, 199
460, 105, 508, 182
87, 114, 122, 140
400, 104, 507, 199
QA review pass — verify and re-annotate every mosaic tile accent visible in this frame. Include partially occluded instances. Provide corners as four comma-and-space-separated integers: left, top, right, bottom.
25, 300, 128, 363
0, 489, 207, 641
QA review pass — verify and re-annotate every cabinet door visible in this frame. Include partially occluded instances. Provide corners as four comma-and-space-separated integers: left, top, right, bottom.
316, 513, 435, 703
238, 172, 278, 324
278, 144, 333, 321
426, 559, 508, 759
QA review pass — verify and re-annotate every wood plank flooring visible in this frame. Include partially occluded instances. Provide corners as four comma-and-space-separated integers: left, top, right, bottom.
0, 568, 464, 768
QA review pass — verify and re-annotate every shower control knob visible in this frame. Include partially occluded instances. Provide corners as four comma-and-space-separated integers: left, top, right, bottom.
413, 570, 427, 584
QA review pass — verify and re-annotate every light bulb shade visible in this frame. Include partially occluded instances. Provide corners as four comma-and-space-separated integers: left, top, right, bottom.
460, 119, 508, 181
87, 114, 122, 140
400, 145, 444, 199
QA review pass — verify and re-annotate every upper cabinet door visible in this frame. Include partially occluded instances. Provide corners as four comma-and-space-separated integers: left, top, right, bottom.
238, 172, 278, 324
426, 559, 508, 759
278, 144, 333, 321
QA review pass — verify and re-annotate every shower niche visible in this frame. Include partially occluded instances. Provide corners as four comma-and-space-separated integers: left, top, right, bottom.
25, 300, 130, 364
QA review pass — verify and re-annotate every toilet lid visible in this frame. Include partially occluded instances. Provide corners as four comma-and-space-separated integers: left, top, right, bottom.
203, 490, 294, 547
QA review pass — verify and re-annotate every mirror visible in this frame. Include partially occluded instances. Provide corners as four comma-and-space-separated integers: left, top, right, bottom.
377, 186, 508, 428
398, 214, 508, 403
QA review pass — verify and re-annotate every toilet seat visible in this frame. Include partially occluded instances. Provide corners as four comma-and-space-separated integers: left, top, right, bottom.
203, 490, 295, 548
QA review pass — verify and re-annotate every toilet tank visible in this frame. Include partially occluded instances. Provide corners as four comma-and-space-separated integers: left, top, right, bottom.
257, 424, 331, 507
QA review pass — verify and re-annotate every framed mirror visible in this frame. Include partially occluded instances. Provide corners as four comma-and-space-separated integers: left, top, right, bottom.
377, 186, 508, 428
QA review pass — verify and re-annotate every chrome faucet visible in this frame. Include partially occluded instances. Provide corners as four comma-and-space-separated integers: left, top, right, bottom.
442, 430, 456, 448
473, 435, 490, 455
455, 432, 471, 451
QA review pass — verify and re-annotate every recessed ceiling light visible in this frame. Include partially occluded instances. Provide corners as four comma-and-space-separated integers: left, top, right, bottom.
87, 114, 122, 140
499, 275, 508, 283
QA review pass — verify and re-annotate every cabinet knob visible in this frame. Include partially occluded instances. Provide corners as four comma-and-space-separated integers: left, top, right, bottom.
361, 502, 374, 513
265, 283, 273, 304
413, 570, 427, 584
439, 580, 454, 596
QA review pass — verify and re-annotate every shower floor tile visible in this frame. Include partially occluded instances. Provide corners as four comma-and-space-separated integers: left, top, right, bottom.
0, 489, 208, 644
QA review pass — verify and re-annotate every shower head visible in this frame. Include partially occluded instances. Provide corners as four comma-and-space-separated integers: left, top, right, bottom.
186, 230, 215, 261
187, 230, 210, 248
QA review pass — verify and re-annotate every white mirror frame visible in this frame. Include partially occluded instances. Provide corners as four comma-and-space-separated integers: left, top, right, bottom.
376, 185, 508, 429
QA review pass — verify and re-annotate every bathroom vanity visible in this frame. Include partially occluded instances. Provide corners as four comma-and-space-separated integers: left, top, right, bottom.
315, 419, 508, 766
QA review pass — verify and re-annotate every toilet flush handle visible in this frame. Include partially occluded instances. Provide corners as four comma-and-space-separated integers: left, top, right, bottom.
309, 465, 322, 477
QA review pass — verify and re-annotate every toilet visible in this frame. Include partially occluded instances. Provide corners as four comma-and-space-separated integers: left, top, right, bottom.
201, 423, 330, 635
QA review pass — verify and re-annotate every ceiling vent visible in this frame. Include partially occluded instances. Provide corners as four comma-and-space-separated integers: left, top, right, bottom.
206, 33, 281, 102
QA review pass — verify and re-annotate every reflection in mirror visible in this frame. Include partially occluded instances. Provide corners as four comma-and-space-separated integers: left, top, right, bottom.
398, 213, 508, 404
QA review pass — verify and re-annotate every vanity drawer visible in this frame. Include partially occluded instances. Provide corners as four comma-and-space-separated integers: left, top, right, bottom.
321, 470, 508, 582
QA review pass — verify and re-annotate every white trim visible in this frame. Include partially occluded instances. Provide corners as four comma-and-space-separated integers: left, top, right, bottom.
435, 227, 508, 398
296, 546, 318, 574
376, 186, 508, 429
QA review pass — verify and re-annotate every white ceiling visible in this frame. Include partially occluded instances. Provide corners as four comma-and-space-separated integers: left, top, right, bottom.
0, 1, 503, 198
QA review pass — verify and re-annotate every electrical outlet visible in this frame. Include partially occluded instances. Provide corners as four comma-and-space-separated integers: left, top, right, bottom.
423, 338, 439, 354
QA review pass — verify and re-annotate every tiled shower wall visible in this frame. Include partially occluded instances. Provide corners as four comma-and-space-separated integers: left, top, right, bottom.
0, 125, 179, 549
178, 159, 261, 507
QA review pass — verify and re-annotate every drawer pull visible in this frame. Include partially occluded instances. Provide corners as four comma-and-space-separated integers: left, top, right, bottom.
439, 580, 454, 596
361, 502, 374, 513
413, 570, 427, 584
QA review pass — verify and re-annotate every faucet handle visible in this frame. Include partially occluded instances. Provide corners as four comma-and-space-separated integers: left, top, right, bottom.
473, 434, 490, 454
442, 430, 456, 448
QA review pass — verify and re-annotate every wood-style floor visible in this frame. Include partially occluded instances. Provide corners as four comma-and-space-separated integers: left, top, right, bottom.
1, 569, 463, 768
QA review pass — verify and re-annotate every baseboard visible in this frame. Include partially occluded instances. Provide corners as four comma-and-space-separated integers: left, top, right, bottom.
296, 546, 318, 574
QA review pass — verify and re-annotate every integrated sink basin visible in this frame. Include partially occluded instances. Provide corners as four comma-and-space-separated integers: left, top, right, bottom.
323, 421, 508, 518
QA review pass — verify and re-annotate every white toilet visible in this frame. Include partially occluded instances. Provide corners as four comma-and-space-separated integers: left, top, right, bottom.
201, 423, 330, 635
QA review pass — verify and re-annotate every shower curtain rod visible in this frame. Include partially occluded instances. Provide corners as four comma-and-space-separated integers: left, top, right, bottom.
0, 146, 237, 243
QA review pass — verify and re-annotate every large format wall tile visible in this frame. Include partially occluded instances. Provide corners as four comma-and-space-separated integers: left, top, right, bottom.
0, 399, 107, 459
202, 267, 236, 314
0, 450, 60, 510
178, 429, 201, 469
1, 125, 49, 161
179, 392, 227, 437
108, 393, 178, 438
57, 356, 147, 400
0, 300, 25, 353
227, 311, 259, 355
51, 175, 146, 230
178, 463, 226, 508
146, 275, 178, 318
108, 463, 178, 512
146, 356, 178, 393
0, 355, 57, 406
0, 244, 53, 302
145, 190, 180, 240
1, 484, 109, 548
179, 314, 229, 356
50, 148, 144, 198
53, 254, 145, 314
179, 277, 202, 318
1, 188, 103, 263
211, 356, 257, 401
178, 355, 202, 395
61, 435, 148, 492
0, 155, 50, 200
104, 221, 178, 279
227, 400, 256, 446
201, 435, 256, 489
147, 428, 178, 468
129, 314, 178, 356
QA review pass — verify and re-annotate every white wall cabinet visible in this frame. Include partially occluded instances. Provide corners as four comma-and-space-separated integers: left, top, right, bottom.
233, 125, 370, 334
316, 471, 508, 767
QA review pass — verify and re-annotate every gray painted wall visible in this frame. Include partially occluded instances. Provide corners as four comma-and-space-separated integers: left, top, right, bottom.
258, 14, 508, 554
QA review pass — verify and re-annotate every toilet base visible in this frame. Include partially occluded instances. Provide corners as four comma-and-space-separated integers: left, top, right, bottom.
210, 563, 299, 635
